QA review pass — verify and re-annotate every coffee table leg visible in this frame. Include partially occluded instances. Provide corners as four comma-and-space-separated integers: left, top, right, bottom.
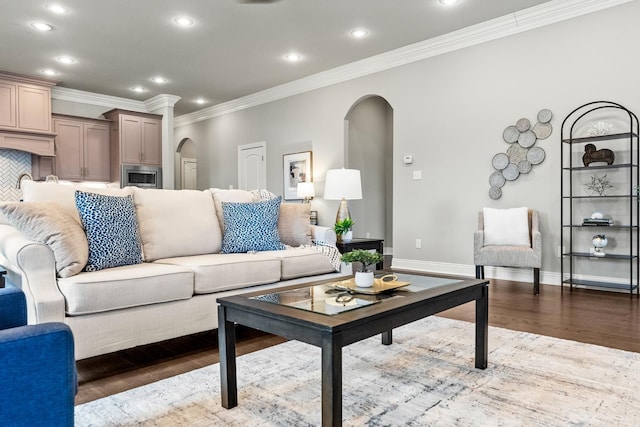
218, 306, 238, 408
381, 330, 392, 345
321, 334, 342, 427
475, 285, 488, 369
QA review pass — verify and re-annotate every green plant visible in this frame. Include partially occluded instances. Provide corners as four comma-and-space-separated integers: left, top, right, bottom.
333, 217, 354, 235
340, 249, 383, 272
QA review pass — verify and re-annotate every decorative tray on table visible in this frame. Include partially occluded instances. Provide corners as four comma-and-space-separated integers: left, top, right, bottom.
328, 274, 411, 295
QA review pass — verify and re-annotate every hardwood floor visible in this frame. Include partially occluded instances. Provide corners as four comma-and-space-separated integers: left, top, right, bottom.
75, 278, 640, 405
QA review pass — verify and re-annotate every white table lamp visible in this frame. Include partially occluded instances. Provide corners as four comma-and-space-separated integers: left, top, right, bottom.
323, 168, 362, 223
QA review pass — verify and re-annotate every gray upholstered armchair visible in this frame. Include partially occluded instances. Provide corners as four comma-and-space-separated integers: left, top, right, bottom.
474, 208, 541, 295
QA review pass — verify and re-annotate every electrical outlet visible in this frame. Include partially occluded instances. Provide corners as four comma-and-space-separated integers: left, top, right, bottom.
416, 239, 422, 249
412, 170, 422, 180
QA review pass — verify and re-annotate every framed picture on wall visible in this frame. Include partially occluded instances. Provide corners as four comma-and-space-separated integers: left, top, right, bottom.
283, 151, 312, 200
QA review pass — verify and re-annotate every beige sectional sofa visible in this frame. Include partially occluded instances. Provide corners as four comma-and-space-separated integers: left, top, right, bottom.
0, 182, 344, 360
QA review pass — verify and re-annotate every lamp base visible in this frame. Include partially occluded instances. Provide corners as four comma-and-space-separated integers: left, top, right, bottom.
335, 198, 351, 224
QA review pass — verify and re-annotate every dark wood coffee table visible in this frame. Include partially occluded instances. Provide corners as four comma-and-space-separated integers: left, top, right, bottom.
218, 273, 489, 426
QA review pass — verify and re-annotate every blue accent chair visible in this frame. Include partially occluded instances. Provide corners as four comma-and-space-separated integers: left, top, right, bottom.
0, 286, 76, 427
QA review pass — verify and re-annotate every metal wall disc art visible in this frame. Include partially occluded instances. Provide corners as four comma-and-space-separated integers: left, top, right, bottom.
486, 108, 552, 199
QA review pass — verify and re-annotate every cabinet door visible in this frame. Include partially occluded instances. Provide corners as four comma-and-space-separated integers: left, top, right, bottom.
18, 85, 51, 132
120, 115, 142, 164
0, 82, 17, 129
54, 119, 84, 180
141, 118, 161, 165
84, 123, 111, 181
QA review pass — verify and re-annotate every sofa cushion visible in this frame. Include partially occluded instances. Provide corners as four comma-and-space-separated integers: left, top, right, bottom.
58, 263, 194, 315
278, 203, 312, 247
0, 202, 89, 278
133, 188, 222, 261
221, 197, 285, 253
209, 188, 254, 232
154, 253, 281, 294
21, 181, 134, 224
261, 248, 336, 280
75, 191, 143, 272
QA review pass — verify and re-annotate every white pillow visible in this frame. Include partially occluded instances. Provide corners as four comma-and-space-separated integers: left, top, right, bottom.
483, 207, 530, 246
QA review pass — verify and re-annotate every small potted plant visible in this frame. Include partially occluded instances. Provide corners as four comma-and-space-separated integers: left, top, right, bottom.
334, 217, 354, 243
340, 249, 383, 287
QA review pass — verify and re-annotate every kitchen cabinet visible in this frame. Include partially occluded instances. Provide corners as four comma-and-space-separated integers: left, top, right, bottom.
103, 109, 162, 167
0, 71, 54, 134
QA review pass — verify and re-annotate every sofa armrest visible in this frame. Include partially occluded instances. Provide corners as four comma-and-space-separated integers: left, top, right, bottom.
311, 225, 337, 246
0, 286, 27, 330
0, 322, 76, 426
0, 224, 65, 324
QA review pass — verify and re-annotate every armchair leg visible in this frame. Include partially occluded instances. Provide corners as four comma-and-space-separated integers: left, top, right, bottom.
475, 265, 484, 280
533, 268, 540, 295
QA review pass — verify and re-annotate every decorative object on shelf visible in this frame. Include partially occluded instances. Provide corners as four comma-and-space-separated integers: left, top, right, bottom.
586, 121, 613, 136
340, 249, 384, 287
590, 234, 608, 257
296, 181, 315, 204
324, 168, 362, 224
585, 174, 613, 196
334, 217, 354, 243
283, 151, 312, 200
309, 210, 318, 225
489, 108, 553, 199
582, 143, 615, 166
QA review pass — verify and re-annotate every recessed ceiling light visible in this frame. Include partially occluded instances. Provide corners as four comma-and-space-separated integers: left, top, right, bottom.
195, 98, 207, 105
130, 86, 147, 93
150, 76, 168, 84
284, 53, 303, 62
350, 28, 369, 39
30, 22, 53, 31
40, 69, 58, 76
46, 3, 68, 14
55, 55, 75, 64
174, 16, 194, 27
439, 0, 460, 5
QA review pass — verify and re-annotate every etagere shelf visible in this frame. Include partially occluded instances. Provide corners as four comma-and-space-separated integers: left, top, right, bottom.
560, 101, 639, 297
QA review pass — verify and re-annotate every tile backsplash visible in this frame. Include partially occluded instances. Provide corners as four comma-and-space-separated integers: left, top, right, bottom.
0, 149, 31, 201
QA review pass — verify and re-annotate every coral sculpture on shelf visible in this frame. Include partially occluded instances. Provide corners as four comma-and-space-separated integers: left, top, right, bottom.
585, 174, 613, 196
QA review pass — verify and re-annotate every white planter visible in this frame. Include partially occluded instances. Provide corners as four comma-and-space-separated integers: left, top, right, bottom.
355, 271, 374, 288
341, 230, 353, 243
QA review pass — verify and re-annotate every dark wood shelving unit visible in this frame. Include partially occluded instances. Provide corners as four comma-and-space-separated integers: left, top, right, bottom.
561, 101, 639, 297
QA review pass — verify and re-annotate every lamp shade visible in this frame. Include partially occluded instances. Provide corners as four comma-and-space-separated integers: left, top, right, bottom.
323, 169, 362, 200
296, 182, 315, 198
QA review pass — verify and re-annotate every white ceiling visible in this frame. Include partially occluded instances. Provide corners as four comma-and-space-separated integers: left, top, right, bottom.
0, 0, 552, 116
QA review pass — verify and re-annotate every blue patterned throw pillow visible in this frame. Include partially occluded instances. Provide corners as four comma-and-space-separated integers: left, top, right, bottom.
221, 196, 286, 254
75, 190, 143, 272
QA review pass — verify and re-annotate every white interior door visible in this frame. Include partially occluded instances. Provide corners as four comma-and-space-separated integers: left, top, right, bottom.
181, 158, 197, 190
238, 142, 266, 190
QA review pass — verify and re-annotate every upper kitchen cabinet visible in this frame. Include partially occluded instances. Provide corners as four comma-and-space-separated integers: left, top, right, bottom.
103, 109, 162, 167
0, 71, 55, 134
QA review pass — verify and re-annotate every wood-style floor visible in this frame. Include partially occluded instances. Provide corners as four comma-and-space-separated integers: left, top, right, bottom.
75, 278, 640, 405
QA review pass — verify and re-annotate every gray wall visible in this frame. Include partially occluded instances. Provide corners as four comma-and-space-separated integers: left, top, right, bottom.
174, 2, 640, 282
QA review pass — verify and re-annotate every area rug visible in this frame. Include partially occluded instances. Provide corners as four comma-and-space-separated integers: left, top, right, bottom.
75, 317, 640, 426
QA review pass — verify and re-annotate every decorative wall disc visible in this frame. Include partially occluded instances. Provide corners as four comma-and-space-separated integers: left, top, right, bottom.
516, 118, 531, 132
532, 122, 552, 139
489, 186, 502, 200
507, 144, 527, 164
527, 146, 545, 164
537, 108, 553, 123
518, 130, 537, 148
492, 153, 509, 170
503, 125, 519, 143
518, 160, 532, 173
489, 170, 506, 188
502, 163, 519, 181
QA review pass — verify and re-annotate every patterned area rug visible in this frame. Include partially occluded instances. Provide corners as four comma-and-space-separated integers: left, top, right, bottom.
75, 317, 640, 426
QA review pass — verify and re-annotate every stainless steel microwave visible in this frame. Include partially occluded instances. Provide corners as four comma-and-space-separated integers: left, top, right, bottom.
121, 165, 162, 189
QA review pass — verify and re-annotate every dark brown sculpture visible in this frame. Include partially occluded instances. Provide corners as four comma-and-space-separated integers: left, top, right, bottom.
583, 144, 615, 167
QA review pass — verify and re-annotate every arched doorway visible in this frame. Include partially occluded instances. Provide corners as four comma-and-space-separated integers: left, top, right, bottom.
344, 95, 394, 255
176, 138, 197, 190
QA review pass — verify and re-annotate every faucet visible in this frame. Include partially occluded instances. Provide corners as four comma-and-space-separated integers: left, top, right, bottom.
16, 173, 33, 189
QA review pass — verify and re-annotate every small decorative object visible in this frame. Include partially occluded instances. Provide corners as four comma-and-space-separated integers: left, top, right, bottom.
340, 249, 384, 288
582, 144, 614, 167
585, 174, 613, 196
591, 234, 608, 257
591, 212, 604, 220
586, 121, 613, 136
310, 210, 318, 225
334, 217, 354, 243
283, 151, 312, 200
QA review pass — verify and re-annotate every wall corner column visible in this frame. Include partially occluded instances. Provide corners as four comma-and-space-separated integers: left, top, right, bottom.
145, 94, 181, 189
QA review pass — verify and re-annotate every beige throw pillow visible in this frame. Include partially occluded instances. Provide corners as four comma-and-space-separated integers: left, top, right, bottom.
278, 203, 312, 246
0, 202, 89, 277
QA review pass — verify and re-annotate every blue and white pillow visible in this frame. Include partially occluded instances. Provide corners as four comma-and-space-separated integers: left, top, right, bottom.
75, 190, 143, 272
221, 196, 286, 254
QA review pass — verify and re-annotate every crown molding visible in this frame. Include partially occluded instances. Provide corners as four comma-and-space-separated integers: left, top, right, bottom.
144, 94, 182, 112
174, 0, 632, 128
52, 86, 148, 112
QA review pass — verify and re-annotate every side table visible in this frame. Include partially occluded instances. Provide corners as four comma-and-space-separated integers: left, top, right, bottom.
335, 238, 384, 271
